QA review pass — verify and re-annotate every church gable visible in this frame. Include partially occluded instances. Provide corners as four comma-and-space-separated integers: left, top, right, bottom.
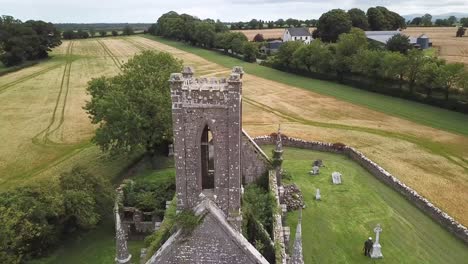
147, 200, 268, 264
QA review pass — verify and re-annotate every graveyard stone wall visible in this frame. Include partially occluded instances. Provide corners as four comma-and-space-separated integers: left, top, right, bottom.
253, 136, 468, 245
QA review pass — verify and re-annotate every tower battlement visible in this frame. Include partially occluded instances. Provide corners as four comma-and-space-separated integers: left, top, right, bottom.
169, 66, 243, 109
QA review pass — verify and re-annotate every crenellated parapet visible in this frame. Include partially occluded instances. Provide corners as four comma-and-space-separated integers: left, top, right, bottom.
169, 66, 242, 110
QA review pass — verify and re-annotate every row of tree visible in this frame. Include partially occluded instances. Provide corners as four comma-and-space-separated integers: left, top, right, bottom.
229, 18, 317, 30
314, 7, 406, 42
409, 14, 468, 27
0, 167, 113, 263
62, 26, 135, 40
149, 12, 259, 62
270, 29, 468, 102
0, 15, 62, 66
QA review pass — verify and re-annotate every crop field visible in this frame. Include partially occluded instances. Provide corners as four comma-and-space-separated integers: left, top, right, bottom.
262, 145, 468, 264
403, 27, 468, 65
0, 37, 144, 191
136, 35, 468, 227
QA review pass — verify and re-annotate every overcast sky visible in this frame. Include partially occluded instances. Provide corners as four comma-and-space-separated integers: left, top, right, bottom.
1, 0, 466, 23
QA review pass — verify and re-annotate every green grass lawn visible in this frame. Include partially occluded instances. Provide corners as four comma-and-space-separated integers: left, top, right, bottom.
144, 35, 468, 136
29, 166, 175, 264
262, 145, 468, 264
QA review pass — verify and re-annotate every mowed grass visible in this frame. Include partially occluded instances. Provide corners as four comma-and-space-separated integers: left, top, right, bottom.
262, 145, 468, 264
145, 35, 468, 136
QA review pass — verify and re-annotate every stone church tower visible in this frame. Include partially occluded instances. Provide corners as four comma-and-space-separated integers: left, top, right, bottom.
146, 66, 269, 264
169, 66, 245, 229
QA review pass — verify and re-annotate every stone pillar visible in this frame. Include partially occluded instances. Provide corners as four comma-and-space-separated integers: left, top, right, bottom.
226, 70, 242, 231
115, 200, 131, 264
272, 125, 284, 186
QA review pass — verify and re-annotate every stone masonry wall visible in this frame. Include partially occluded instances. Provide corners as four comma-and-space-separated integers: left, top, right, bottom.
254, 136, 468, 245
241, 130, 271, 184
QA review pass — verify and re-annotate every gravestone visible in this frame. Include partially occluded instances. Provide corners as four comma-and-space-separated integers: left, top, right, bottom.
332, 172, 342, 184
371, 224, 383, 259
315, 189, 321, 200
313, 159, 323, 167
310, 165, 320, 175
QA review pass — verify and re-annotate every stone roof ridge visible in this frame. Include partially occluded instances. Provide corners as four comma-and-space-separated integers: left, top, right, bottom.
196, 198, 270, 264
286, 27, 311, 37
146, 198, 270, 264
290, 209, 304, 264
364, 30, 401, 35
242, 129, 272, 164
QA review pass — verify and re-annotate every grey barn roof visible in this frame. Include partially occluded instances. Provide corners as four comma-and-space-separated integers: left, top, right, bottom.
287, 27, 311, 37
365, 30, 417, 44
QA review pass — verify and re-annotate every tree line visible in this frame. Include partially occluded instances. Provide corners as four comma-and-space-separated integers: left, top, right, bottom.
62, 25, 135, 40
0, 15, 61, 67
408, 14, 468, 27
149, 11, 260, 62
151, 10, 468, 113
268, 29, 468, 111
0, 167, 113, 263
229, 18, 317, 30
314, 7, 406, 42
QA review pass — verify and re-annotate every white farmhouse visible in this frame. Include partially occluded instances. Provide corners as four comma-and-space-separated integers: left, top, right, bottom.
283, 27, 313, 44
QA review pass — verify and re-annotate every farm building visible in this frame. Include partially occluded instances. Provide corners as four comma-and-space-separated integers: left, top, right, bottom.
365, 31, 432, 49
283, 27, 313, 44
260, 40, 284, 54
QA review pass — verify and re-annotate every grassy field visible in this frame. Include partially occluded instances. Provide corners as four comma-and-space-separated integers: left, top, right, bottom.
262, 145, 468, 264
135, 35, 468, 226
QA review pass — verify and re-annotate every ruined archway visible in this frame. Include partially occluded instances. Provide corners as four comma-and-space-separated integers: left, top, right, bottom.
201, 125, 215, 190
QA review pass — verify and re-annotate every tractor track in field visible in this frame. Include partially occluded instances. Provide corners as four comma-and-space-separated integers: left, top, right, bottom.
97, 39, 123, 70
122, 37, 147, 51
33, 41, 74, 144
0, 63, 63, 94
243, 96, 468, 172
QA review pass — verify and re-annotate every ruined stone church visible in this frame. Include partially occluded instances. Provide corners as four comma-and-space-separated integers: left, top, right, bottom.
116, 66, 302, 264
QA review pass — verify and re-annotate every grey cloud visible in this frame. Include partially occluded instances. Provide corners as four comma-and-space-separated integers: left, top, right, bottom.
0, 0, 466, 23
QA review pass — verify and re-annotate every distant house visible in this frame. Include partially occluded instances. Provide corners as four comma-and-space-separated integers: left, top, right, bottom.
364, 30, 432, 49
260, 40, 284, 54
283, 27, 313, 44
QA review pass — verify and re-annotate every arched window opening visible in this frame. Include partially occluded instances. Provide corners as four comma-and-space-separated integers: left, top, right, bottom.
201, 126, 215, 190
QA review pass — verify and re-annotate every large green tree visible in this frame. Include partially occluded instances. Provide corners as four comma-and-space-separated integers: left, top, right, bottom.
84, 51, 182, 156
347, 8, 369, 30
386, 34, 412, 54
275, 41, 303, 69
316, 9, 352, 42
381, 51, 409, 90
292, 39, 332, 73
0, 16, 61, 66
333, 28, 368, 78
437, 63, 467, 100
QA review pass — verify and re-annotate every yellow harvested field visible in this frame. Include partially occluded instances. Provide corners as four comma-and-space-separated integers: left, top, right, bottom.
232, 28, 315, 41
403, 27, 468, 65
0, 35, 467, 227
126, 36, 468, 225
